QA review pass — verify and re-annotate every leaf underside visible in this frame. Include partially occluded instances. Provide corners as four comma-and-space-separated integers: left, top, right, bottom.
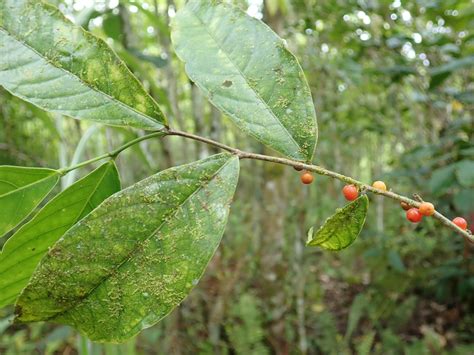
171, 0, 317, 161
307, 195, 369, 251
16, 153, 240, 342
0, 166, 59, 238
0, 0, 166, 130
0, 162, 120, 308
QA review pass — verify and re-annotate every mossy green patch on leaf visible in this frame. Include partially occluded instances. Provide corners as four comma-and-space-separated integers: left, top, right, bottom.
15, 153, 240, 342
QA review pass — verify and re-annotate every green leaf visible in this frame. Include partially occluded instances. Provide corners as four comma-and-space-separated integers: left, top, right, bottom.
387, 250, 406, 273
129, 48, 168, 69
430, 56, 474, 89
266, 0, 290, 16
306, 195, 369, 251
453, 189, 474, 214
355, 331, 376, 355
102, 11, 123, 41
0, 162, 120, 308
344, 294, 367, 341
455, 160, 474, 187
16, 153, 240, 342
429, 165, 456, 195
0, 166, 59, 238
0, 0, 166, 130
454, 90, 474, 104
171, 0, 317, 161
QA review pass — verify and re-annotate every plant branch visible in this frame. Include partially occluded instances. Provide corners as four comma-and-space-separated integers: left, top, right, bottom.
166, 129, 241, 155
57, 128, 472, 241
167, 129, 473, 242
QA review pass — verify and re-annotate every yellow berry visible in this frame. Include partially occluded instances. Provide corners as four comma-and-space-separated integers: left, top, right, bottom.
372, 181, 387, 191
419, 202, 435, 216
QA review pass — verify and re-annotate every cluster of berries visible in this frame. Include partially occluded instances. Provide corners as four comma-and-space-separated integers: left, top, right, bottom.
399, 200, 468, 230
299, 170, 469, 231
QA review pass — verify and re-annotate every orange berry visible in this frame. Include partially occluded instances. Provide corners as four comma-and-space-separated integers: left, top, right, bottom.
342, 185, 359, 201
406, 208, 422, 223
419, 202, 435, 216
452, 217, 468, 230
300, 172, 314, 185
372, 181, 387, 191
400, 201, 411, 211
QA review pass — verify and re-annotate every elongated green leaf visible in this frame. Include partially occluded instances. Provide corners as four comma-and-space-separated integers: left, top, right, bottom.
455, 160, 474, 187
454, 189, 474, 214
171, 0, 317, 161
429, 165, 456, 195
0, 162, 120, 308
16, 153, 240, 342
0, 166, 60, 238
0, 0, 166, 130
306, 195, 369, 251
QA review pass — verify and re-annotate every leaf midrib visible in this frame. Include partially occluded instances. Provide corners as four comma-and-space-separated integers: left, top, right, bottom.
42, 157, 235, 322
184, 7, 303, 158
74, 163, 115, 221
0, 27, 163, 129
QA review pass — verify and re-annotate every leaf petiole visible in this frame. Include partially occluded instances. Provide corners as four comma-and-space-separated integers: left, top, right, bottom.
57, 131, 166, 175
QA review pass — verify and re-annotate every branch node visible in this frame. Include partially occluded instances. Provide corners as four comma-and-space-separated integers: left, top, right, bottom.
413, 194, 424, 203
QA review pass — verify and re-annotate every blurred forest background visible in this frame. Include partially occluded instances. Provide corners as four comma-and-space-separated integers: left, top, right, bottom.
1, 0, 473, 354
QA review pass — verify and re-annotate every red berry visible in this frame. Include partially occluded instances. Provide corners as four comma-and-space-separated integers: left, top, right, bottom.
342, 185, 359, 201
419, 202, 435, 216
300, 172, 314, 185
452, 217, 468, 230
400, 201, 411, 211
406, 208, 422, 223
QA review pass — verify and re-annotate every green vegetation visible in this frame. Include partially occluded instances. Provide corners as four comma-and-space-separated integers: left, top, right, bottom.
0, 0, 473, 353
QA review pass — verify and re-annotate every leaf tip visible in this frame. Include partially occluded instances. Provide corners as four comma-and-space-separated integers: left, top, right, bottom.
306, 226, 314, 245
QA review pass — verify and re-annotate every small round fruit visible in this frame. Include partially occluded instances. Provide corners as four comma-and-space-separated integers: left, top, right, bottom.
342, 185, 359, 201
406, 208, 422, 223
400, 201, 411, 211
300, 172, 314, 185
372, 181, 387, 191
419, 202, 435, 216
452, 217, 468, 230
